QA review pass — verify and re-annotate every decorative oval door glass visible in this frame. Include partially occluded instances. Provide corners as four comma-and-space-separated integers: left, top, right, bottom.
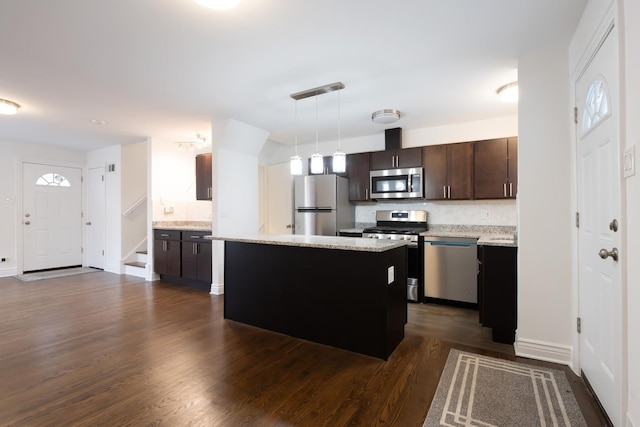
581, 77, 611, 136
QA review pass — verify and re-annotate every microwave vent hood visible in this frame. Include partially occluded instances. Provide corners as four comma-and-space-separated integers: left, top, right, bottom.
385, 128, 402, 150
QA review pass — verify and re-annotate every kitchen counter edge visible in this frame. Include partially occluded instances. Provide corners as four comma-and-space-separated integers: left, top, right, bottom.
205, 234, 409, 253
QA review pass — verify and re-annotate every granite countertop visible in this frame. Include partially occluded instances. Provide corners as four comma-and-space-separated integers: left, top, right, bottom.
153, 221, 212, 231
206, 234, 408, 253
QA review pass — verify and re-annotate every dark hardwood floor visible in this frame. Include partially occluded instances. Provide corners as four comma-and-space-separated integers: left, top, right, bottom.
0, 273, 607, 426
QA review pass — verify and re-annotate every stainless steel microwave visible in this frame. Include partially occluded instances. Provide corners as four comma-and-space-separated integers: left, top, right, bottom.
370, 167, 423, 199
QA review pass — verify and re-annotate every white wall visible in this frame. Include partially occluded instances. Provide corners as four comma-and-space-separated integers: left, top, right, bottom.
622, 0, 640, 424
0, 141, 85, 276
515, 45, 575, 364
151, 138, 212, 222
87, 145, 122, 273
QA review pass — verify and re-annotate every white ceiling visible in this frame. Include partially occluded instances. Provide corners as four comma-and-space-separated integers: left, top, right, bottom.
0, 0, 587, 151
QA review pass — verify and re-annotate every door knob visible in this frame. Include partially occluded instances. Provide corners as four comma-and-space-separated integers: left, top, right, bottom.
25, 213, 30, 217
86, 222, 92, 226
24, 220, 30, 225
599, 247, 619, 261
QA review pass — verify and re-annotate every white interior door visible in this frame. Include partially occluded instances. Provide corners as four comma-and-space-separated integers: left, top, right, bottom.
86, 167, 105, 269
267, 162, 294, 234
23, 163, 83, 272
576, 25, 623, 426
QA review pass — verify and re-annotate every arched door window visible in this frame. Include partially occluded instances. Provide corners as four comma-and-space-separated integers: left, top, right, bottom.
36, 173, 71, 187
581, 77, 611, 136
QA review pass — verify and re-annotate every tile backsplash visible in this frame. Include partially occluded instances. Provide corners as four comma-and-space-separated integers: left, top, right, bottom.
355, 199, 516, 226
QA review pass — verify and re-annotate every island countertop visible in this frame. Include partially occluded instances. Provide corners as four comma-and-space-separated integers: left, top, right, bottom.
206, 234, 408, 252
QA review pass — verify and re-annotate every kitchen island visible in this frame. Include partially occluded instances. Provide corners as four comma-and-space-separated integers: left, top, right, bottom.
208, 234, 409, 360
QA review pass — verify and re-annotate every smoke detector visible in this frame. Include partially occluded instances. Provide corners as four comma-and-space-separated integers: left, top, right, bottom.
372, 109, 400, 124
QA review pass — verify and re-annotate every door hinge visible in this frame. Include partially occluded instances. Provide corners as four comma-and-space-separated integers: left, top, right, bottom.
575, 212, 579, 228
577, 317, 581, 334
574, 107, 578, 124
81, 247, 84, 254
81, 175, 84, 183
102, 175, 104, 182
102, 250, 104, 256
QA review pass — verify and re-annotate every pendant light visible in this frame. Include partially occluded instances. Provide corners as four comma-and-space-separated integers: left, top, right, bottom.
332, 89, 346, 173
290, 100, 303, 175
309, 93, 324, 174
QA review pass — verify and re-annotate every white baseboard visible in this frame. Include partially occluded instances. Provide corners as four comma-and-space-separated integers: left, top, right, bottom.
514, 336, 573, 367
210, 282, 224, 295
0, 268, 17, 278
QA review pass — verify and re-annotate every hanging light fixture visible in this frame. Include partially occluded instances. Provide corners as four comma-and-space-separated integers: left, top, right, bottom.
290, 100, 303, 175
332, 90, 346, 173
309, 93, 324, 174
290, 82, 345, 176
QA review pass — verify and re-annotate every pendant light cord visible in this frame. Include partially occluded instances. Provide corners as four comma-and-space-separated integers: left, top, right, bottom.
337, 90, 341, 150
294, 100, 299, 155
315, 93, 319, 151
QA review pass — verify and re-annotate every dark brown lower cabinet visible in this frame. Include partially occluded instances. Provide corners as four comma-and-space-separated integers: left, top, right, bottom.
181, 232, 212, 283
153, 228, 212, 290
478, 245, 517, 344
153, 230, 181, 276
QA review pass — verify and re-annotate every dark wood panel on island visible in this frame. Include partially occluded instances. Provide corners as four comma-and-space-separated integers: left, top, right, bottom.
223, 241, 408, 360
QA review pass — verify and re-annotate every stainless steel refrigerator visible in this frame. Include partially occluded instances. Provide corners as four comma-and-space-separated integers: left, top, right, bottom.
294, 175, 354, 236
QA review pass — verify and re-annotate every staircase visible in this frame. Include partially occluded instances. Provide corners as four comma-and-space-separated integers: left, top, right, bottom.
124, 250, 148, 279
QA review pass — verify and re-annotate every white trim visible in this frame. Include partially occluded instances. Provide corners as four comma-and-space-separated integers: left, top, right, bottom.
0, 268, 18, 278
514, 336, 573, 367
210, 282, 224, 295
628, 412, 636, 427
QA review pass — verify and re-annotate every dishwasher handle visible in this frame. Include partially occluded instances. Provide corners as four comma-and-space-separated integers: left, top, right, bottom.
425, 241, 477, 247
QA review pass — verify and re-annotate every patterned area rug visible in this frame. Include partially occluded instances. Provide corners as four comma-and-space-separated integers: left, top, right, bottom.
424, 349, 587, 426
15, 267, 101, 282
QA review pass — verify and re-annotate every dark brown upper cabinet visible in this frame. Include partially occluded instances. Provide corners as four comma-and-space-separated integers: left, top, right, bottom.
474, 137, 518, 199
422, 142, 473, 200
370, 147, 422, 170
196, 153, 212, 200
346, 152, 371, 202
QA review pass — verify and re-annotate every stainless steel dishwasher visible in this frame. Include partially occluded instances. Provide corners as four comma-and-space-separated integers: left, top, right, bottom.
423, 236, 478, 303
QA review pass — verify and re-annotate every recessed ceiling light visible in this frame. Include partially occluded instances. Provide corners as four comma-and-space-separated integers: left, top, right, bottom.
0, 98, 21, 115
497, 82, 518, 102
91, 119, 107, 125
372, 109, 401, 125
193, 0, 241, 10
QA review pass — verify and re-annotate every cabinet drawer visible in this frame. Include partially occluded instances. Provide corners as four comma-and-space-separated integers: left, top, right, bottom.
153, 229, 181, 241
181, 230, 212, 243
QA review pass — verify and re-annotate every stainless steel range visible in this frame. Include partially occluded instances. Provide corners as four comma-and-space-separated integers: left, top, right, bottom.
363, 210, 428, 302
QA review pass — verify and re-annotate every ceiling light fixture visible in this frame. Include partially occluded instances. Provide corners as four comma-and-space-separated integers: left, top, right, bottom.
372, 109, 400, 125
497, 81, 518, 102
0, 98, 21, 115
289, 82, 345, 176
193, 0, 241, 10
90, 119, 106, 125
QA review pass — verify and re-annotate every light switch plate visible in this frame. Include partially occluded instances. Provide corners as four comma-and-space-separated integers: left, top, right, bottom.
387, 266, 394, 284
624, 145, 636, 178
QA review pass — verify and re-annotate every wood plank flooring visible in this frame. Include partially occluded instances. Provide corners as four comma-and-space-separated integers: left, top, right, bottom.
0, 273, 608, 426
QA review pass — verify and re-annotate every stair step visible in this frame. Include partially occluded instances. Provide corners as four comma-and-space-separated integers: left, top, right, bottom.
125, 261, 146, 268
136, 250, 148, 255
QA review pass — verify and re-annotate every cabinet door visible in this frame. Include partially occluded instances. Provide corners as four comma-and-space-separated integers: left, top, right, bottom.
474, 138, 509, 199
422, 145, 447, 200
370, 150, 396, 170
197, 242, 212, 283
396, 147, 422, 168
507, 137, 518, 198
153, 239, 167, 275
447, 142, 473, 200
347, 152, 370, 201
165, 239, 181, 277
181, 242, 198, 280
196, 153, 212, 200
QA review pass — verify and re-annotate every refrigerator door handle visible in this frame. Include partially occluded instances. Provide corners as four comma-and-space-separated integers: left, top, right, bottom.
297, 207, 333, 212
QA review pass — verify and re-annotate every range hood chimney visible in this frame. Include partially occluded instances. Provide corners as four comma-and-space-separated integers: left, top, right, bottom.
385, 127, 402, 150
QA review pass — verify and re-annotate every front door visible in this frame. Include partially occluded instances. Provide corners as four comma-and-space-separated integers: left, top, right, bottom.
22, 163, 83, 272
576, 24, 623, 426
266, 162, 293, 234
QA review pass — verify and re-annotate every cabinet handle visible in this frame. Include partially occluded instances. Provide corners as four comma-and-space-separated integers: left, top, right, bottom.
365, 188, 369, 200
503, 183, 507, 197
509, 182, 513, 197
163, 241, 167, 251
391, 156, 395, 168
443, 186, 447, 199
160, 233, 170, 237
448, 186, 451, 199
